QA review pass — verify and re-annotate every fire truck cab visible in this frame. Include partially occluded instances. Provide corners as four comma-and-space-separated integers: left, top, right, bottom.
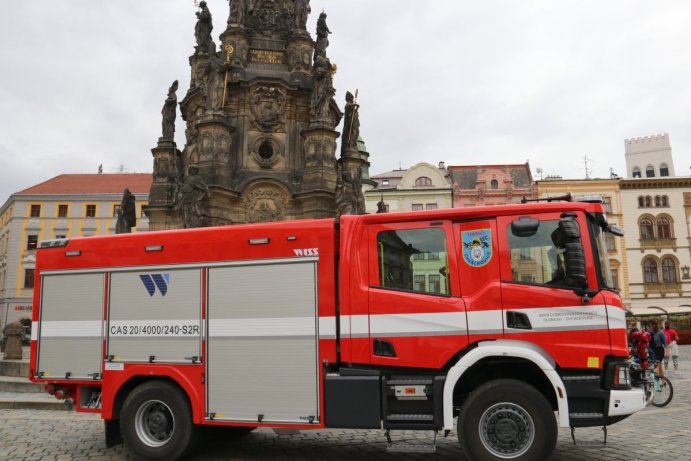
31, 201, 647, 460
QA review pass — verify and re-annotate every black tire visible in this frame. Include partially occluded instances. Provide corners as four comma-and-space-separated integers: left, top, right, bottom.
458, 379, 557, 461
651, 375, 673, 407
120, 381, 199, 461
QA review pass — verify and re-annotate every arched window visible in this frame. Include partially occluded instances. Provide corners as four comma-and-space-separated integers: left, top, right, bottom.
660, 163, 669, 177
490, 179, 499, 189
661, 257, 677, 282
646, 165, 655, 178
639, 218, 654, 240
415, 176, 432, 187
661, 196, 669, 207
632, 167, 641, 178
638, 196, 645, 208
643, 259, 659, 283
654, 196, 661, 207
645, 196, 652, 208
656, 217, 671, 239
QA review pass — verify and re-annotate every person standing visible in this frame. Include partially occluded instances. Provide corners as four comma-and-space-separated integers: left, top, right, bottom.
647, 320, 667, 378
663, 320, 680, 374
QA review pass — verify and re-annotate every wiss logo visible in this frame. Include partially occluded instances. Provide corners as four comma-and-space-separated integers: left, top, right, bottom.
293, 248, 319, 257
139, 274, 170, 297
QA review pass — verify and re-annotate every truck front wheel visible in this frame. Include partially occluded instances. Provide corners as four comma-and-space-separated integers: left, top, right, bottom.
120, 381, 198, 460
458, 379, 557, 461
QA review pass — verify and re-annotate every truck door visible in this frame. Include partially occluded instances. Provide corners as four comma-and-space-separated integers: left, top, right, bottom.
367, 220, 465, 369
497, 212, 612, 369
454, 219, 503, 343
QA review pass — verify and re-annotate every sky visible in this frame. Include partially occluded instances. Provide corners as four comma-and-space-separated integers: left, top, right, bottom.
1, 0, 691, 201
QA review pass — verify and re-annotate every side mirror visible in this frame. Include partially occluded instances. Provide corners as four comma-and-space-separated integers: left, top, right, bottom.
563, 242, 588, 289
608, 225, 624, 237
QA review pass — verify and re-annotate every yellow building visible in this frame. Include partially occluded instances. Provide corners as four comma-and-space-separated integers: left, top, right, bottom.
536, 178, 630, 304
0, 174, 151, 329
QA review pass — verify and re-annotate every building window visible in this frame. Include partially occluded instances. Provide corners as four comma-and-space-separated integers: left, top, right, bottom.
638, 196, 645, 208
605, 233, 616, 251
24, 269, 35, 289
645, 166, 655, 178
27, 235, 38, 251
85, 204, 96, 218
57, 204, 68, 218
632, 167, 641, 178
661, 196, 669, 207
660, 163, 669, 177
113, 205, 121, 217
425, 203, 438, 210
428, 275, 442, 293
602, 196, 612, 213
414, 176, 432, 187
656, 217, 671, 239
55, 235, 66, 239
382, 180, 390, 186
661, 257, 677, 283
413, 275, 426, 292
645, 196, 652, 208
411, 204, 424, 211
490, 179, 499, 189
639, 218, 654, 240
30, 204, 41, 217
654, 196, 661, 207
643, 259, 658, 283
610, 268, 619, 290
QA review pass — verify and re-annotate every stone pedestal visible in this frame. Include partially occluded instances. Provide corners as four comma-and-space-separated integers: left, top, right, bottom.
149, 140, 179, 207
2, 322, 23, 360
195, 113, 235, 186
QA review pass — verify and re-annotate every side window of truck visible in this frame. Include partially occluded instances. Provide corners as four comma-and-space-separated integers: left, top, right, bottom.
376, 228, 449, 295
507, 219, 574, 287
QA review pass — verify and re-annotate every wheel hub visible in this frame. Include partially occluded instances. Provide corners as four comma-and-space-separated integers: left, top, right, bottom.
135, 400, 175, 447
479, 403, 535, 458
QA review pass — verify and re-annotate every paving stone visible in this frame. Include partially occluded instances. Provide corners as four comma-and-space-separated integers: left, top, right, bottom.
0, 346, 689, 460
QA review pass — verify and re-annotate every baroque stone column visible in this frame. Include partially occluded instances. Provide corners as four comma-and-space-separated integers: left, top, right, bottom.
147, 138, 181, 231
299, 124, 339, 218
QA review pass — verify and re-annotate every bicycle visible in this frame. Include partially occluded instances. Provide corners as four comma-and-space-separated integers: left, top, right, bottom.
648, 359, 673, 407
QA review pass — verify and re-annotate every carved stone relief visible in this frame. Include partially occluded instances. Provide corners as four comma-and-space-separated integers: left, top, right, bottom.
250, 86, 286, 132
243, 186, 288, 223
304, 136, 336, 168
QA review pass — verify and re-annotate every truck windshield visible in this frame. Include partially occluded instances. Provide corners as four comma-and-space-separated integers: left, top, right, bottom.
590, 215, 615, 290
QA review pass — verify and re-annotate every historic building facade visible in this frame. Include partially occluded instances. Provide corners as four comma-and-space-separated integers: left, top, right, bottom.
537, 178, 628, 300
0, 174, 151, 330
364, 162, 453, 214
449, 163, 537, 207
147, 2, 367, 230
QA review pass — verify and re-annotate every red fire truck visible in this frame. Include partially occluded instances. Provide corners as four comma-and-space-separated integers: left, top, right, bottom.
31, 201, 648, 460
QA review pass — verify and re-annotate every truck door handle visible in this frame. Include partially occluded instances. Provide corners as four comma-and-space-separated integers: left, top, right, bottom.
506, 311, 532, 330
373, 339, 397, 357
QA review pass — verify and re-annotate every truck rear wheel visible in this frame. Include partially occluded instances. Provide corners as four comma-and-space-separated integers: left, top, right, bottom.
120, 381, 198, 460
458, 379, 557, 461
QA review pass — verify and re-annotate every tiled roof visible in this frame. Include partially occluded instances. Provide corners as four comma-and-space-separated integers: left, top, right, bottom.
15, 174, 152, 195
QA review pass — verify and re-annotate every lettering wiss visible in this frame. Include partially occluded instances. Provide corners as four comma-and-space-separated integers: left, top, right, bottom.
293, 248, 319, 257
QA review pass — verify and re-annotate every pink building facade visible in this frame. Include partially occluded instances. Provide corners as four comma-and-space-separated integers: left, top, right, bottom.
449, 163, 537, 207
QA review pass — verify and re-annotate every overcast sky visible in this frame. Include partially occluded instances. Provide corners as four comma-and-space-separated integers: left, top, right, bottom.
1, 0, 690, 201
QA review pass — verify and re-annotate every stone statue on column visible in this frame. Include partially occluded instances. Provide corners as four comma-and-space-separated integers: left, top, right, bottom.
161, 80, 178, 142
294, 0, 311, 30
341, 91, 360, 154
314, 12, 331, 65
204, 51, 231, 112
228, 0, 246, 26
195, 1, 215, 53
177, 166, 210, 228
310, 56, 334, 122
115, 188, 137, 234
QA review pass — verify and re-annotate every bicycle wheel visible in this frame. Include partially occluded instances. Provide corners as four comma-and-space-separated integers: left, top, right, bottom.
651, 376, 673, 407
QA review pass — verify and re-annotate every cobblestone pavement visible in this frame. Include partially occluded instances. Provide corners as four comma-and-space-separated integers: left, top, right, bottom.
1, 347, 690, 461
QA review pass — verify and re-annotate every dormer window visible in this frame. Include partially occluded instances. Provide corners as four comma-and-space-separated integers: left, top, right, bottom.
415, 176, 432, 187
490, 179, 499, 189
